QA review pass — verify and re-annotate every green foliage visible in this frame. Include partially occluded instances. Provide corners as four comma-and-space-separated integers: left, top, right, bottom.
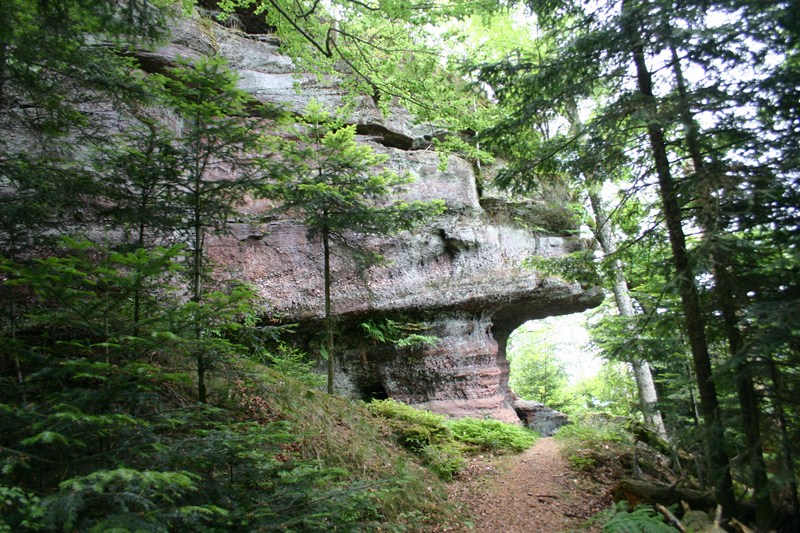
555, 417, 630, 445
360, 318, 439, 348
506, 322, 572, 410
255, 342, 326, 389
367, 399, 536, 480
367, 399, 444, 426
147, 56, 274, 402
555, 417, 631, 472
266, 100, 445, 393
367, 399, 465, 480
0, 3, 473, 530
418, 443, 467, 481
267, 100, 445, 243
447, 418, 536, 453
596, 501, 678, 533
0, 485, 45, 532
367, 399, 452, 446
215, 0, 499, 139
43, 468, 212, 531
524, 251, 603, 288
564, 362, 639, 417
1, 237, 462, 531
93, 118, 182, 247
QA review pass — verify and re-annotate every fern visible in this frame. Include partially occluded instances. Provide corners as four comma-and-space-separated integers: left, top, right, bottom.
599, 501, 679, 533
360, 319, 439, 348
448, 418, 536, 453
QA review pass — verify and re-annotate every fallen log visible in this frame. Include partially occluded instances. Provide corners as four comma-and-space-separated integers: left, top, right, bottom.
615, 479, 759, 524
614, 478, 717, 512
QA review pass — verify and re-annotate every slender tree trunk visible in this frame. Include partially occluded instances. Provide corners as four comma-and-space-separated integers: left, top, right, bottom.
565, 94, 667, 438
8, 273, 26, 407
669, 44, 773, 525
322, 225, 334, 394
193, 184, 206, 404
133, 198, 148, 336
621, 0, 737, 516
0, 42, 6, 109
0, 1, 8, 110
588, 190, 668, 439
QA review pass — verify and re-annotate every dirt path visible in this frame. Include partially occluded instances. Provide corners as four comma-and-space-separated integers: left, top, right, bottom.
448, 438, 609, 532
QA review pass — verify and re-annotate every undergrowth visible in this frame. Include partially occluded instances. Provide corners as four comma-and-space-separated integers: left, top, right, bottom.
593, 501, 679, 533
0, 240, 464, 532
366, 399, 536, 480
449, 417, 536, 452
554, 414, 631, 471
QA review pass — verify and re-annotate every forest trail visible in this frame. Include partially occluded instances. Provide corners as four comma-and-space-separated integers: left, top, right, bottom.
448, 438, 609, 532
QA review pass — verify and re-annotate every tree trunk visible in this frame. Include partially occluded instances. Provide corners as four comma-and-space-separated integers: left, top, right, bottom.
767, 355, 800, 530
621, 0, 737, 516
7, 239, 26, 406
588, 190, 668, 439
323, 226, 335, 394
669, 43, 773, 526
566, 92, 667, 440
193, 185, 206, 404
615, 478, 718, 511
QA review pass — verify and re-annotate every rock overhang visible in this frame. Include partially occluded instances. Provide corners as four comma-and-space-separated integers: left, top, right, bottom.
141, 15, 606, 422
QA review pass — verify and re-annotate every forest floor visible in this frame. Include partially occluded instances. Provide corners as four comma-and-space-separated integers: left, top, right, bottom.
445, 437, 615, 532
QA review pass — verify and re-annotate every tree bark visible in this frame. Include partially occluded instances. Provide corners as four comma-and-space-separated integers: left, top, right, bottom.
588, 190, 668, 439
621, 0, 736, 516
615, 478, 717, 512
323, 225, 335, 394
668, 43, 773, 526
767, 355, 800, 530
193, 175, 206, 403
564, 93, 667, 440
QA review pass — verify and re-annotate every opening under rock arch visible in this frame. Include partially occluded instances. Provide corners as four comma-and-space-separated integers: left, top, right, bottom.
502, 312, 601, 434
359, 380, 389, 401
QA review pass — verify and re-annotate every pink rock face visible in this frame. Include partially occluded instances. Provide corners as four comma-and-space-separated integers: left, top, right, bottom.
162, 17, 605, 423
82, 17, 597, 423
206, 150, 601, 422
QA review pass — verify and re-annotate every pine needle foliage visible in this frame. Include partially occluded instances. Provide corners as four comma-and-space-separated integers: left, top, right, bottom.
0, 240, 461, 531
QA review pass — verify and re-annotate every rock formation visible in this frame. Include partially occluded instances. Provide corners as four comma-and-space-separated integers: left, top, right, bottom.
514, 400, 571, 436
136, 15, 605, 422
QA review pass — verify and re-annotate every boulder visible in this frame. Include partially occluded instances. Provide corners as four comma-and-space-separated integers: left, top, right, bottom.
514, 400, 571, 436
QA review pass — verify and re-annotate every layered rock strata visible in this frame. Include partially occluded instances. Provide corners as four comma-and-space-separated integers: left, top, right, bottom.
134, 16, 604, 422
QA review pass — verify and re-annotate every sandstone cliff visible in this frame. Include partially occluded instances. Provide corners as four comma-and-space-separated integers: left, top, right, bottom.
161, 16, 603, 422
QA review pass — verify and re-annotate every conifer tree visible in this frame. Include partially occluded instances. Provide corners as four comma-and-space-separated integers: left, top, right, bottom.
470, 0, 800, 520
266, 100, 444, 394
149, 56, 271, 402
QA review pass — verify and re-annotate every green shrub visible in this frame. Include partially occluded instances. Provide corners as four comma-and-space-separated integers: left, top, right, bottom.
367, 399, 448, 429
555, 416, 631, 472
554, 415, 629, 444
448, 417, 537, 453
255, 342, 326, 389
419, 443, 467, 481
367, 399, 453, 448
367, 400, 539, 481
596, 501, 679, 533
367, 399, 465, 480
395, 423, 437, 451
